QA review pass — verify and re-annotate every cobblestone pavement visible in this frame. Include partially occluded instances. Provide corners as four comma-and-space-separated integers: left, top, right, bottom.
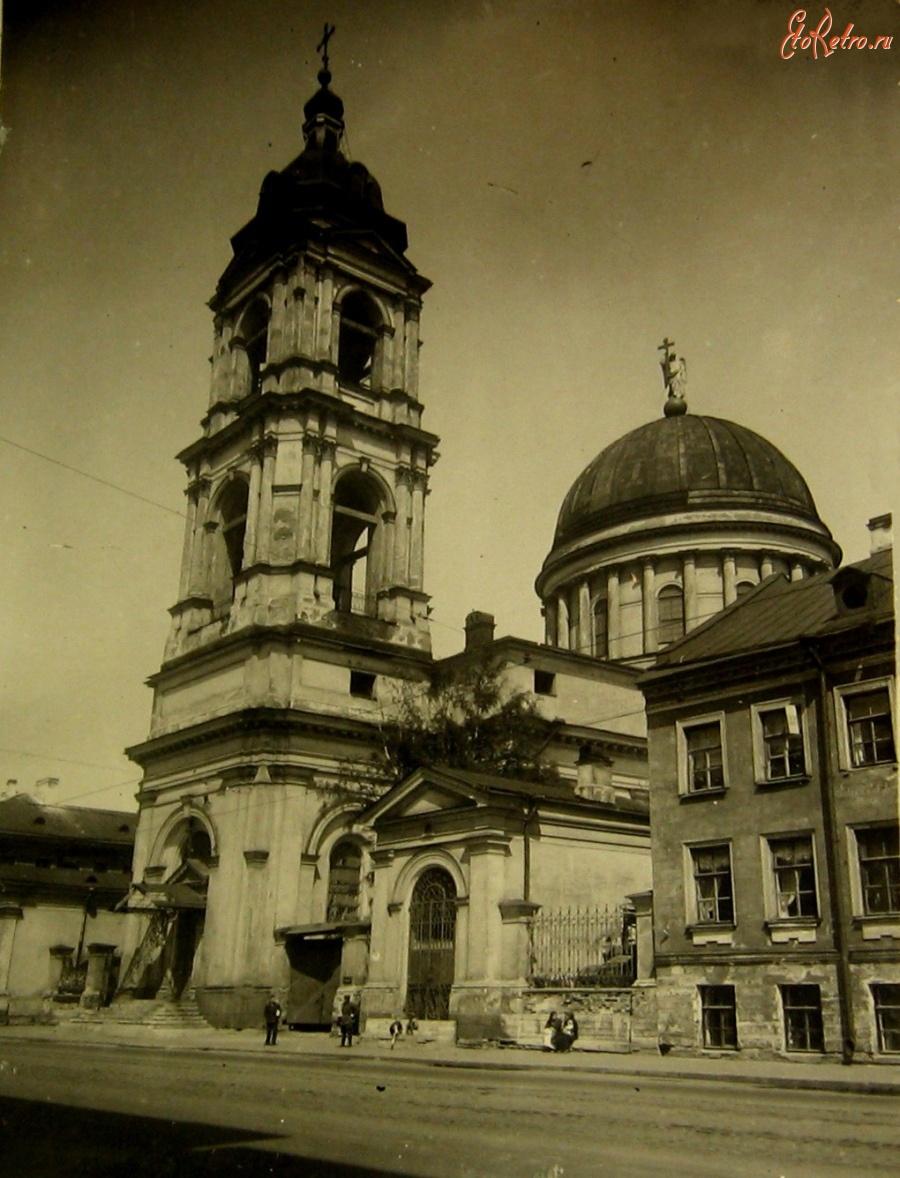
1, 1020, 898, 1094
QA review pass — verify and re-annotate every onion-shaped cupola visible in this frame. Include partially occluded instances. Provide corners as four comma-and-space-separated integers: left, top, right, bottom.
535, 341, 840, 666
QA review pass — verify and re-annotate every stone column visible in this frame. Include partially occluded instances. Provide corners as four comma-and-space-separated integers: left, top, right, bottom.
606, 567, 621, 658
298, 435, 318, 560
314, 440, 336, 566
577, 580, 591, 656
393, 468, 411, 586
188, 476, 212, 596
316, 269, 335, 365
556, 592, 569, 650
761, 553, 774, 580
243, 441, 264, 566
628, 891, 654, 981
723, 552, 737, 606
409, 470, 427, 591
683, 552, 698, 631
178, 482, 199, 600
0, 904, 23, 1024
80, 943, 118, 1011
498, 900, 540, 983
404, 309, 420, 400
255, 435, 278, 564
267, 270, 288, 365
544, 599, 558, 647
790, 559, 805, 582
465, 840, 508, 983
642, 559, 657, 655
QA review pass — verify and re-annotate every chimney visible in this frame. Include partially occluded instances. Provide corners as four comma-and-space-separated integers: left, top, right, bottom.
464, 611, 495, 651
867, 513, 892, 555
34, 776, 60, 805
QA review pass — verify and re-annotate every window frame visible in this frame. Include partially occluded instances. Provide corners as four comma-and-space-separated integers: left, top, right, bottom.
780, 984, 825, 1053
834, 678, 896, 771
849, 822, 900, 919
657, 582, 686, 648
750, 699, 809, 785
871, 983, 900, 1054
685, 840, 736, 930
699, 984, 738, 1050
676, 713, 727, 797
761, 831, 820, 932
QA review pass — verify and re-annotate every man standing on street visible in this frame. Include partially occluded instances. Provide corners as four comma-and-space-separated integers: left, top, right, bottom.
264, 994, 282, 1046
338, 995, 356, 1047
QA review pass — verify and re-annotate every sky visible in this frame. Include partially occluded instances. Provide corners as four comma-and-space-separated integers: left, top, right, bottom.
0, 0, 896, 811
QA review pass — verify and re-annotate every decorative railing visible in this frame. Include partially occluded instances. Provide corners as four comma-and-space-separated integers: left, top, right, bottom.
333, 588, 378, 617
529, 904, 636, 988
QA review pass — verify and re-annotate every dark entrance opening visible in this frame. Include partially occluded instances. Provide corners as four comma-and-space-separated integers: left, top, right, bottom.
170, 909, 205, 999
286, 936, 343, 1028
406, 868, 457, 1020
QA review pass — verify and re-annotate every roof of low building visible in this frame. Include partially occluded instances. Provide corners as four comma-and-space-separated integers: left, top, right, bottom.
0, 794, 136, 845
643, 547, 893, 677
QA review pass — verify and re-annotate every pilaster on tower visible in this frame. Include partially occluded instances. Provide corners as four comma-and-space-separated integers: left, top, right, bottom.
165, 58, 438, 664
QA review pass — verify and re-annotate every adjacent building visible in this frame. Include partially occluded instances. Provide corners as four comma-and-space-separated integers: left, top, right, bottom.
0, 790, 134, 1022
639, 520, 897, 1060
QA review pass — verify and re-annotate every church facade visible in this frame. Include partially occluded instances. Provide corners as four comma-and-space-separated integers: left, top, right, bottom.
119, 60, 652, 1032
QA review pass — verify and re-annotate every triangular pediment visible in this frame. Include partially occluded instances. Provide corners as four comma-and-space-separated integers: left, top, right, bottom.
362, 768, 485, 827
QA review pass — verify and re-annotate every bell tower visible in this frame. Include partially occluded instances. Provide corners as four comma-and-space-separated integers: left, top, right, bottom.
167, 51, 436, 666
124, 43, 440, 1027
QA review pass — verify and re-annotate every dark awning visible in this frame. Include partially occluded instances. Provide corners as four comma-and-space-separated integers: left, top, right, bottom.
277, 920, 370, 940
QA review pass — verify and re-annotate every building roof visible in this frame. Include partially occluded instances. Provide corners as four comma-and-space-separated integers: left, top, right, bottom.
0, 794, 136, 845
553, 413, 826, 546
644, 548, 893, 676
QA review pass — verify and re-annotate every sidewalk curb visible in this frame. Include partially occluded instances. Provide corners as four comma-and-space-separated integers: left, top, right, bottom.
3, 1030, 899, 1096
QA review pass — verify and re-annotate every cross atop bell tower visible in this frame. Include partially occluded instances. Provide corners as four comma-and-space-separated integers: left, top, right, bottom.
165, 44, 438, 668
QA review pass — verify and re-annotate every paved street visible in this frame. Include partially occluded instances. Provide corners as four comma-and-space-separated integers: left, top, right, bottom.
0, 1040, 897, 1177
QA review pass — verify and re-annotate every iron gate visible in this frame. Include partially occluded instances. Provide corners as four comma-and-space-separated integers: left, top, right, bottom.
406, 868, 456, 1019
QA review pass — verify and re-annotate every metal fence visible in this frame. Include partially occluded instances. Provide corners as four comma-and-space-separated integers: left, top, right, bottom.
529, 904, 636, 988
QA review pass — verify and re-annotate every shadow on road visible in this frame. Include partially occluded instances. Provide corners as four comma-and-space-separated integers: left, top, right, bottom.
0, 1096, 392, 1177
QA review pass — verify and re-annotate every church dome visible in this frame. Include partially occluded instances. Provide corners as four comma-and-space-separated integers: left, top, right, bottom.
554, 414, 822, 547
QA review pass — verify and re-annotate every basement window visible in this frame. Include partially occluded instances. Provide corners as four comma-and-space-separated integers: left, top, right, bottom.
533, 670, 556, 696
349, 671, 376, 700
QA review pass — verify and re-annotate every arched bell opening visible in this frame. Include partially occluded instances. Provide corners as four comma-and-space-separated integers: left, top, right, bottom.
235, 298, 270, 396
337, 290, 383, 390
330, 470, 386, 617
209, 477, 250, 607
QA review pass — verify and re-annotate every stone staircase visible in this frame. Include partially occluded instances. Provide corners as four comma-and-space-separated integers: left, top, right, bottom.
68, 996, 210, 1029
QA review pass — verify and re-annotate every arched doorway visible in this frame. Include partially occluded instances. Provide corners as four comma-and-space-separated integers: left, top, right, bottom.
406, 867, 457, 1020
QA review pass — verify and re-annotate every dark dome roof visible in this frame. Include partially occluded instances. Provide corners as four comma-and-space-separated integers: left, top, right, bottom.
555, 414, 822, 545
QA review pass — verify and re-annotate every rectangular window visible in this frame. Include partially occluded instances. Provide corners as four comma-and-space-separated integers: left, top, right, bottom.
872, 984, 900, 1053
533, 670, 556, 696
685, 722, 725, 793
759, 705, 805, 780
846, 688, 895, 767
781, 985, 825, 1052
691, 844, 734, 924
769, 836, 818, 919
700, 985, 737, 1049
857, 825, 900, 914
349, 670, 376, 699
